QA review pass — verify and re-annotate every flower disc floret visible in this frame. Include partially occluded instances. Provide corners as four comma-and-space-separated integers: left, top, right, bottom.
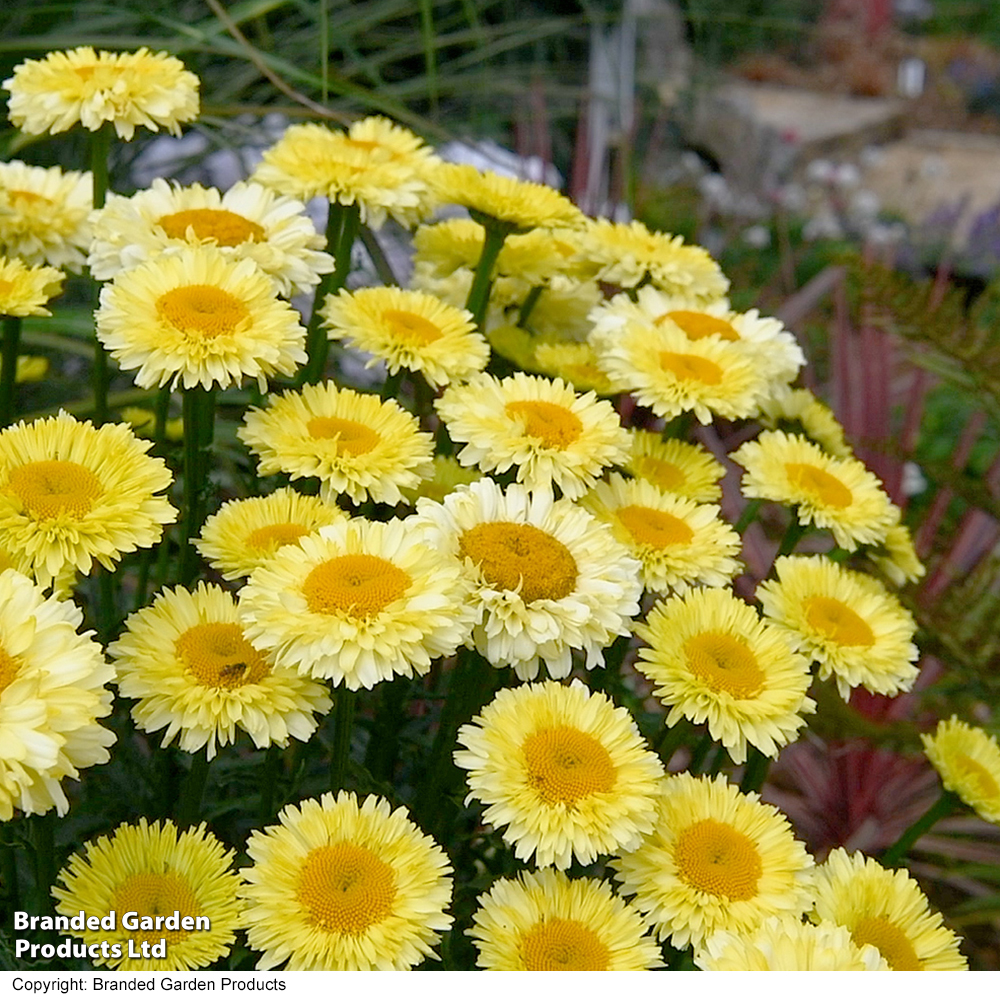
239, 791, 453, 971
636, 587, 814, 763
95, 244, 307, 391
239, 517, 474, 689
468, 869, 662, 970
0, 568, 114, 819
732, 430, 896, 550
435, 372, 629, 500
52, 819, 241, 971
455, 679, 665, 868
612, 772, 815, 950
922, 717, 1000, 825
0, 412, 175, 587
413, 479, 641, 680
624, 430, 726, 501
238, 382, 434, 505
4, 46, 199, 140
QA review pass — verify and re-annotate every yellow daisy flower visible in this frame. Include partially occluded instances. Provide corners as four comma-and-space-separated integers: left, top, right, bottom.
0, 160, 92, 270
468, 869, 663, 970
88, 178, 334, 297
517, 276, 603, 340
195, 486, 346, 581
52, 819, 241, 971
624, 430, 726, 502
95, 244, 307, 391
757, 555, 919, 699
321, 286, 489, 387
731, 430, 896, 550
612, 772, 815, 950
238, 517, 475, 689
251, 117, 440, 228
810, 848, 967, 970
240, 791, 453, 971
758, 386, 851, 457
590, 286, 804, 394
530, 340, 618, 395
413, 479, 642, 680
592, 316, 767, 424
15, 356, 49, 383
696, 914, 888, 971
0, 412, 176, 588
435, 372, 629, 500
4, 46, 199, 140
430, 162, 584, 232
400, 454, 481, 506
868, 508, 926, 586
110, 583, 332, 760
582, 473, 742, 593
0, 257, 63, 316
636, 587, 814, 764
238, 382, 434, 505
922, 717, 1000, 825
455, 679, 665, 869
579, 218, 729, 299
0, 568, 114, 820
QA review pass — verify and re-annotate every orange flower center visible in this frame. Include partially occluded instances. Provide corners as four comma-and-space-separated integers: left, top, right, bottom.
804, 596, 875, 646
521, 919, 610, 971
684, 632, 765, 699
504, 400, 583, 449
158, 208, 264, 247
659, 351, 723, 385
657, 309, 739, 342
110, 873, 199, 948
952, 752, 1000, 800
784, 462, 853, 509
633, 455, 686, 491
459, 522, 577, 603
302, 554, 411, 618
306, 417, 380, 455
175, 622, 271, 689
0, 647, 22, 698
8, 189, 52, 208
851, 916, 921, 971
157, 285, 250, 338
296, 843, 396, 936
382, 309, 443, 346
522, 725, 616, 805
673, 818, 763, 899
617, 504, 694, 549
246, 523, 310, 553
7, 459, 103, 519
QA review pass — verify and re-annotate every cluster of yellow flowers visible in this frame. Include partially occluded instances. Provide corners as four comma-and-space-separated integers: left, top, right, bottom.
0, 43, 995, 975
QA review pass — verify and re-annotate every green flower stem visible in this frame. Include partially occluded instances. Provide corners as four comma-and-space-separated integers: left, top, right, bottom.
301, 201, 361, 385
0, 316, 21, 427
465, 221, 514, 330
881, 789, 962, 868
364, 676, 410, 782
656, 719, 692, 767
176, 750, 211, 829
734, 498, 763, 535
258, 744, 282, 826
329, 687, 357, 792
739, 746, 771, 794
89, 124, 114, 425
1, 836, 17, 914
688, 731, 715, 774
359, 224, 399, 287
517, 285, 543, 328
381, 367, 404, 402
777, 515, 808, 557
178, 386, 216, 585
133, 388, 172, 611
30, 813, 56, 913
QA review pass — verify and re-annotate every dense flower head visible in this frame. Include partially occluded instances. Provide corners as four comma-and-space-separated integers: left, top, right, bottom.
758, 386, 851, 457
238, 382, 434, 505
240, 791, 453, 971
0, 411, 176, 588
5, 46, 199, 140
53, 819, 242, 971
468, 869, 663, 970
0, 160, 92, 270
95, 244, 308, 391
110, 582, 332, 759
89, 179, 334, 296
624, 430, 726, 502
922, 717, 1000, 825
456, 679, 665, 868
413, 479, 642, 680
239, 517, 475, 689
251, 117, 440, 228
0, 568, 114, 820
613, 772, 815, 950
810, 848, 967, 970
0, 256, 63, 317
435, 372, 630, 500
